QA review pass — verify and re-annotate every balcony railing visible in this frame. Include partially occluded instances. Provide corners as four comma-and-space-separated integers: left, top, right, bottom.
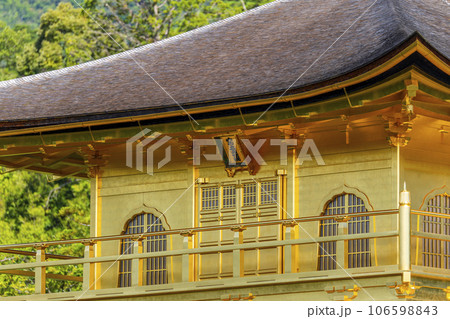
0, 205, 449, 298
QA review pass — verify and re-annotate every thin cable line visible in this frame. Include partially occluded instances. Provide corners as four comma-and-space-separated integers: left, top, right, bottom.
252, 0, 380, 125
70, 0, 200, 126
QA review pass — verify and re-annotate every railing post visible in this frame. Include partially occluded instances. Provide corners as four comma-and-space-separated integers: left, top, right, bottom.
231, 226, 245, 278
34, 244, 47, 294
399, 185, 411, 274
283, 221, 296, 273
336, 216, 349, 269
131, 237, 143, 287
181, 231, 193, 282
82, 240, 96, 291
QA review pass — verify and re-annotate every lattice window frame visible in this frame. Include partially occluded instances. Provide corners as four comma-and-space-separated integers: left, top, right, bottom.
118, 213, 168, 287
423, 193, 450, 269
318, 193, 371, 271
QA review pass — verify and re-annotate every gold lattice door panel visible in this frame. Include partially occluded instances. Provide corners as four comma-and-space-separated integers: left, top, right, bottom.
198, 179, 281, 279
199, 185, 236, 279
240, 180, 279, 276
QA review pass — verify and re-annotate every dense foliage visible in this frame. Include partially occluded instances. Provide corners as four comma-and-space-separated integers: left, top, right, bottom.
1, 0, 272, 79
0, 0, 63, 27
0, 172, 90, 295
0, 0, 272, 295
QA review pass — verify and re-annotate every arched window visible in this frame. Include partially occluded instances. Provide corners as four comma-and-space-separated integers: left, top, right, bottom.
118, 213, 167, 287
318, 193, 371, 270
423, 194, 450, 268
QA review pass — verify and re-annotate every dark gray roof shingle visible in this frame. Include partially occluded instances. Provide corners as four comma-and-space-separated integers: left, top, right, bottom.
0, 0, 448, 126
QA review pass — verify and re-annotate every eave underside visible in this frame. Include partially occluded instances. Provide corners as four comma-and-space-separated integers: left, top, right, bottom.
0, 41, 448, 179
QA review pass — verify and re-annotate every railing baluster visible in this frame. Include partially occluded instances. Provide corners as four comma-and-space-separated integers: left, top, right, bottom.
131, 237, 143, 287
82, 240, 96, 291
283, 221, 296, 273
231, 226, 245, 278
336, 216, 349, 269
181, 231, 193, 282
34, 244, 47, 294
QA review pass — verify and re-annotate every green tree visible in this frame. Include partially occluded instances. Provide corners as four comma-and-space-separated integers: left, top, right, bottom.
16, 2, 97, 75
15, 0, 274, 77
0, 21, 36, 80
0, 171, 90, 295
85, 0, 273, 49
0, 0, 63, 27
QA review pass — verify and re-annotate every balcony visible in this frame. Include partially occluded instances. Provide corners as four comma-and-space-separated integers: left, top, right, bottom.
0, 204, 449, 301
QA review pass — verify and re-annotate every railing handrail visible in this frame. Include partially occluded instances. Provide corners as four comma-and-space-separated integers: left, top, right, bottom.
0, 230, 399, 272
0, 209, 398, 251
0, 248, 80, 260
411, 230, 450, 242
411, 210, 450, 219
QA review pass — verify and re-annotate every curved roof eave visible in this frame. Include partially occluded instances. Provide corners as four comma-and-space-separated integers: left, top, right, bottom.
0, 35, 448, 138
0, 0, 449, 132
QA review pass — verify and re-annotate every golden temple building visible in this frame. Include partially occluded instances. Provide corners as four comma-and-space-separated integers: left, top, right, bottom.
0, 0, 449, 301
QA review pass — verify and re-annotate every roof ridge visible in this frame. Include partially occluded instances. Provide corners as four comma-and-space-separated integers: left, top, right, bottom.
0, 0, 284, 89
385, 0, 413, 36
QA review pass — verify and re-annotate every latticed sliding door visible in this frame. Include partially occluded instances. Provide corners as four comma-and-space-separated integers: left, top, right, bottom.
318, 193, 370, 270
240, 180, 279, 275
118, 213, 167, 287
198, 178, 281, 279
199, 184, 237, 279
423, 194, 450, 268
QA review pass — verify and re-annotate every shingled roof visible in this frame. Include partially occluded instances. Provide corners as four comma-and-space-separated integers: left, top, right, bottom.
0, 0, 449, 129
